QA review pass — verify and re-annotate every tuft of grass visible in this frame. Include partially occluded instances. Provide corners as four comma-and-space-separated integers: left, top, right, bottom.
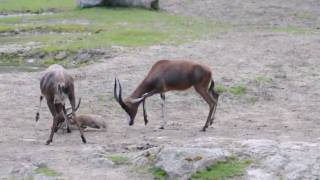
294, 12, 313, 20
40, 58, 68, 67
215, 84, 246, 96
191, 157, 252, 180
255, 75, 272, 84
150, 167, 168, 180
228, 85, 246, 96
107, 155, 129, 165
34, 167, 60, 177
0, 0, 76, 13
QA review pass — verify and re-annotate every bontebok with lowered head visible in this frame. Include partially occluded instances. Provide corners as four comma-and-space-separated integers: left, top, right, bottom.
114, 60, 219, 131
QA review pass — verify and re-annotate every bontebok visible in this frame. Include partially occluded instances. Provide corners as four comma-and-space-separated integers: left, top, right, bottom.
114, 60, 219, 131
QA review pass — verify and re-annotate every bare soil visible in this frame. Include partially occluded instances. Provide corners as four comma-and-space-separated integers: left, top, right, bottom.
1, 0, 320, 179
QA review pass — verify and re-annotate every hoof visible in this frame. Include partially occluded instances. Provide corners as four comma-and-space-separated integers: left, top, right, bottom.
67, 128, 71, 133
35, 113, 39, 122
81, 136, 87, 144
45, 140, 52, 145
201, 128, 206, 132
159, 126, 164, 130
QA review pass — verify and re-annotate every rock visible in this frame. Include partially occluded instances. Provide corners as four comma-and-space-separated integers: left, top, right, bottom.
240, 139, 278, 159
105, 0, 159, 10
130, 147, 162, 166
262, 155, 288, 172
26, 59, 35, 64
54, 51, 68, 60
73, 145, 114, 168
155, 147, 229, 180
246, 168, 276, 180
10, 163, 36, 179
76, 0, 104, 8
76, 0, 159, 10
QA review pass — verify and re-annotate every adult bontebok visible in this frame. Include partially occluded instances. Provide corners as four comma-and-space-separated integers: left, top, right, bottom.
114, 60, 219, 131
35, 64, 86, 145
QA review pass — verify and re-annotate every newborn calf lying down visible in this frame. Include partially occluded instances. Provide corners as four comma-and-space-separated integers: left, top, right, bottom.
56, 114, 106, 131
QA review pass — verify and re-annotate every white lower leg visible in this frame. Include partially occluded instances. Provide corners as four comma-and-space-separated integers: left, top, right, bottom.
160, 97, 167, 129
62, 112, 70, 132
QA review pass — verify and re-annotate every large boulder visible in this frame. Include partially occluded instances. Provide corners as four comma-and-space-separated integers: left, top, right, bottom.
76, 0, 159, 10
76, 0, 104, 8
155, 147, 229, 180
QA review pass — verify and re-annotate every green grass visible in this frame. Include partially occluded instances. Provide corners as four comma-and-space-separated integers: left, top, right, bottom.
0, 1, 229, 69
191, 157, 252, 180
255, 75, 272, 84
1, 7, 222, 49
34, 167, 61, 177
150, 167, 168, 180
0, 0, 76, 13
215, 84, 246, 96
107, 155, 129, 165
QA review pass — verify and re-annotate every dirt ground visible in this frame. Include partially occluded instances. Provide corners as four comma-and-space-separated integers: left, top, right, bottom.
0, 0, 320, 179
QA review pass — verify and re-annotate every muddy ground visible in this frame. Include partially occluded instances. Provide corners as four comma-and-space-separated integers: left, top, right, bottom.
0, 0, 320, 179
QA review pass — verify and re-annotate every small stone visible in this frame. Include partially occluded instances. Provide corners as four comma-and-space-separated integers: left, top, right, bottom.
55, 51, 68, 60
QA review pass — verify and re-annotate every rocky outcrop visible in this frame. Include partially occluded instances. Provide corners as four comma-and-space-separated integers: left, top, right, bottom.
155, 147, 229, 179
76, 0, 159, 10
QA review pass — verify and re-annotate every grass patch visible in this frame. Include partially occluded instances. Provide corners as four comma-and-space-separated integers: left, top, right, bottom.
34, 167, 60, 177
0, 1, 230, 69
0, 7, 226, 49
41, 58, 68, 66
215, 84, 246, 96
191, 157, 252, 180
107, 155, 129, 165
0, 0, 76, 13
294, 12, 313, 20
150, 167, 168, 180
255, 75, 272, 84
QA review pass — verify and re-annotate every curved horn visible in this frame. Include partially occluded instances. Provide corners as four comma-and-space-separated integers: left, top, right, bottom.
117, 78, 126, 108
66, 97, 81, 116
114, 78, 128, 111
74, 98, 81, 112
114, 78, 119, 102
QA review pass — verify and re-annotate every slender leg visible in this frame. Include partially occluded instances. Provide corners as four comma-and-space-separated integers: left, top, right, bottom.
35, 95, 43, 122
159, 93, 166, 129
73, 117, 87, 143
62, 106, 71, 133
46, 119, 58, 145
210, 92, 219, 125
195, 85, 215, 132
63, 106, 71, 133
142, 100, 148, 125
68, 88, 86, 143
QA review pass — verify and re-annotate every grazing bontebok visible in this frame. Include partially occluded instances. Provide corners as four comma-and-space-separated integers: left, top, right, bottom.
35, 64, 86, 145
114, 60, 219, 131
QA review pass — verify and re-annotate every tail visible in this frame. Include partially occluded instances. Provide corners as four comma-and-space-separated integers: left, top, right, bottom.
57, 83, 66, 94
208, 79, 215, 93
208, 79, 219, 101
35, 95, 43, 122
